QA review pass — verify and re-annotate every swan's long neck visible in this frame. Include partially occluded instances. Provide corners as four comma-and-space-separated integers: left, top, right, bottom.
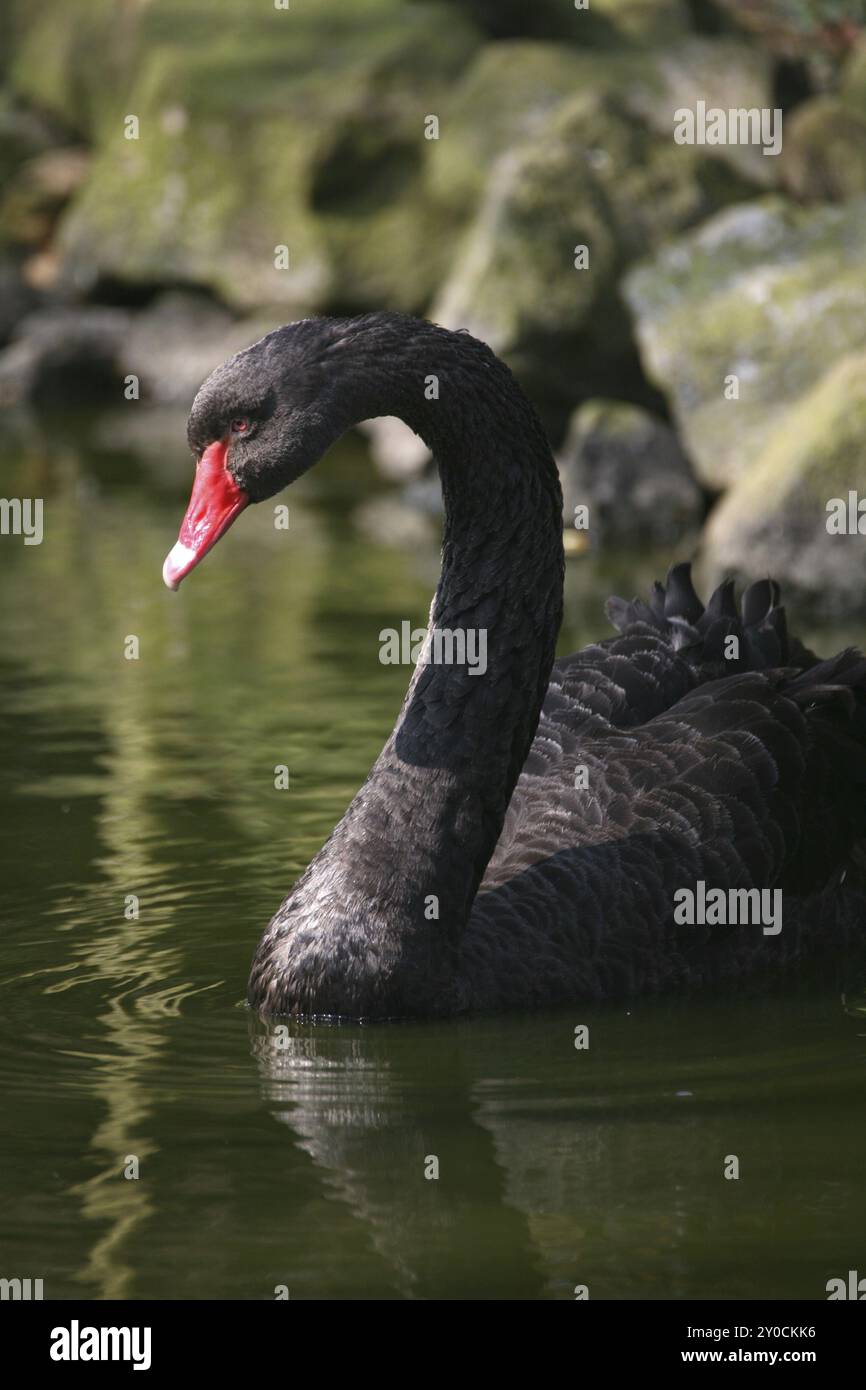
250, 318, 564, 1016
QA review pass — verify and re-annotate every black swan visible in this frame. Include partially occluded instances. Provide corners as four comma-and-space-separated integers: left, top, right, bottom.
163, 312, 866, 1018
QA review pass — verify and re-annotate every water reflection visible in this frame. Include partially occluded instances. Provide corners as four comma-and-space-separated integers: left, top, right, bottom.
249, 999, 866, 1301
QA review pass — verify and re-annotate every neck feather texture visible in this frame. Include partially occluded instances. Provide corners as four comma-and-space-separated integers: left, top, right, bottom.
249, 316, 564, 1016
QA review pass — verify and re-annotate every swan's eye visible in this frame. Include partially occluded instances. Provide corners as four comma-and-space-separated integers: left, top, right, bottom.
230, 418, 250, 435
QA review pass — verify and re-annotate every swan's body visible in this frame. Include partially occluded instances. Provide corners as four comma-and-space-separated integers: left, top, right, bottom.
165, 313, 866, 1018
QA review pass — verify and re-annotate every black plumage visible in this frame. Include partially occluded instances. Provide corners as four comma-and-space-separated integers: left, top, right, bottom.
173, 312, 866, 1018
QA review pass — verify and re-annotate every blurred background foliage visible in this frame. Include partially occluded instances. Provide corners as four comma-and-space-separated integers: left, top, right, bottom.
1, 0, 866, 608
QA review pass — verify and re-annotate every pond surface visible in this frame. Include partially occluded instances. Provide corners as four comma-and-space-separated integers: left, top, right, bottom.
1, 412, 865, 1299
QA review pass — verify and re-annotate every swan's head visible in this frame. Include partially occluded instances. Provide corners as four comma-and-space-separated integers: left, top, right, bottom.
163, 316, 367, 590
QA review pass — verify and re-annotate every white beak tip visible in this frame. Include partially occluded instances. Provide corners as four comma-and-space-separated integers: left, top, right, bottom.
162, 541, 196, 591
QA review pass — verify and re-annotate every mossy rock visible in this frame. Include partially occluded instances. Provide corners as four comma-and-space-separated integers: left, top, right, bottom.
16, 0, 481, 311
426, 42, 597, 217
0, 147, 90, 248
557, 398, 703, 545
428, 34, 772, 223
8, 0, 123, 135
780, 96, 866, 201
590, 0, 692, 43
427, 33, 774, 404
432, 85, 757, 404
623, 195, 866, 489
623, 37, 779, 189
840, 31, 866, 107
701, 351, 866, 615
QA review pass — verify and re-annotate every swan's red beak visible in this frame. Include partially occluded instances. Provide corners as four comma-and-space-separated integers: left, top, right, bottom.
162, 440, 249, 590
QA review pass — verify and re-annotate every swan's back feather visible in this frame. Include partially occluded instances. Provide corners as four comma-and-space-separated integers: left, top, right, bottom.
489, 564, 815, 865
470, 571, 866, 1007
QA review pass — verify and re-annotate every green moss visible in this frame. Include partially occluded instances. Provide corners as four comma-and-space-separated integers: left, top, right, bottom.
702, 350, 866, 613
10, 0, 130, 134
591, 0, 691, 42
625, 196, 866, 487
721, 353, 866, 508
840, 34, 866, 109
10, 1, 474, 130
433, 77, 760, 388
781, 96, 866, 202
426, 42, 604, 214
37, 0, 481, 310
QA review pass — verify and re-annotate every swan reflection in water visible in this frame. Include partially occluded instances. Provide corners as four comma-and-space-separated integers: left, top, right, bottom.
247, 998, 865, 1301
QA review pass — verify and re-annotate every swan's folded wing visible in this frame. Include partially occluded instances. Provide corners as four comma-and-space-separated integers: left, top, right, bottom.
490, 565, 820, 867
469, 657, 866, 1006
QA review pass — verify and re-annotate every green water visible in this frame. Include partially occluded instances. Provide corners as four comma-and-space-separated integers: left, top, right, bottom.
1, 413, 866, 1300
